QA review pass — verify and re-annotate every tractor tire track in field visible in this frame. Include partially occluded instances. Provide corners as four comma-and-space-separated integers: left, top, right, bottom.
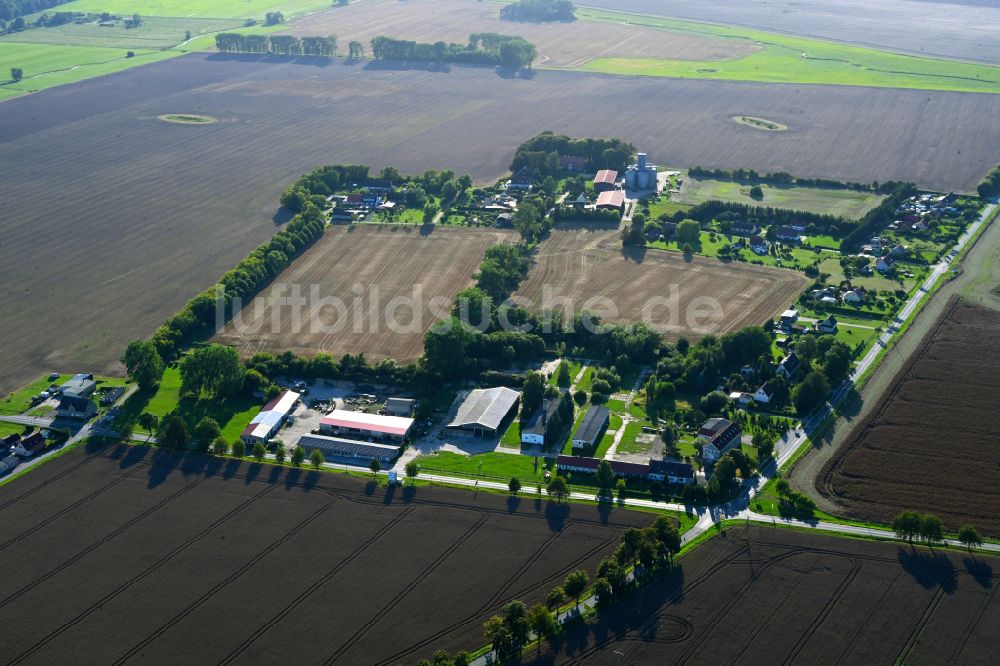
110, 499, 335, 665
218, 506, 419, 665
782, 557, 862, 665
0, 476, 207, 611
377, 533, 618, 666
8, 484, 276, 665
947, 573, 1000, 666
324, 510, 491, 664
0, 463, 143, 553
0, 449, 104, 510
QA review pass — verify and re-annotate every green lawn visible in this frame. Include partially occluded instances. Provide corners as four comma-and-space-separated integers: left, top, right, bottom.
118, 365, 261, 442
616, 421, 656, 455
674, 176, 884, 219
500, 419, 523, 448
0, 421, 31, 438
816, 256, 916, 293
413, 450, 554, 484
577, 8, 1000, 94
548, 359, 583, 388
1, 373, 64, 415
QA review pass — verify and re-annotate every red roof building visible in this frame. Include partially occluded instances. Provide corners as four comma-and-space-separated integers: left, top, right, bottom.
593, 170, 619, 192
595, 190, 625, 212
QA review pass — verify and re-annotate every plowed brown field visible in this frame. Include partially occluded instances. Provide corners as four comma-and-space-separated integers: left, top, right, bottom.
819, 298, 1000, 535
529, 525, 1000, 665
0, 442, 651, 664
516, 228, 809, 337
213, 225, 516, 362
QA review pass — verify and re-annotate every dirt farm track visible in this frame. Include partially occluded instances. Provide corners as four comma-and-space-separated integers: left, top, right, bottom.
0, 443, 651, 664
528, 525, 1000, 664
2, 54, 1000, 394
818, 298, 1000, 536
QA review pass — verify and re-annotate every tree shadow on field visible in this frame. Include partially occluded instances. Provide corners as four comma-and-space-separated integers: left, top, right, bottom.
620, 244, 646, 264
226, 457, 244, 480
268, 464, 283, 485
383, 483, 397, 504
495, 66, 536, 80
507, 495, 521, 513
419, 223, 435, 236
118, 443, 150, 470
363, 59, 451, 74
898, 546, 957, 593
284, 467, 301, 490
240, 460, 264, 486
545, 501, 570, 532
962, 556, 994, 589
303, 470, 320, 491
206, 53, 334, 68
596, 500, 611, 525
273, 206, 295, 226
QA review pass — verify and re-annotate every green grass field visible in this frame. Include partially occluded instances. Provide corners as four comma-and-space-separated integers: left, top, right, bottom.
413, 450, 554, 484
0, 16, 242, 49
577, 7, 1000, 94
674, 176, 884, 219
118, 366, 262, 442
0, 42, 174, 94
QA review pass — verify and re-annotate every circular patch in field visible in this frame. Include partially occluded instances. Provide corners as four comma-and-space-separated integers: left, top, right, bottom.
732, 115, 788, 132
157, 113, 218, 125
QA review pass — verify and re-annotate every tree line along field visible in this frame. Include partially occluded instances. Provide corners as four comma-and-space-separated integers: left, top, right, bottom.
213, 225, 517, 363
286, 0, 760, 69
578, 0, 1000, 66
3, 55, 1000, 395
515, 229, 809, 339
674, 173, 885, 219
0, 442, 652, 664
817, 298, 1000, 536
528, 524, 1000, 664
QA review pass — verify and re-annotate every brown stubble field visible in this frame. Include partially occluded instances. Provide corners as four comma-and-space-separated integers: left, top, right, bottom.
818, 298, 1000, 535
0, 442, 651, 664
528, 524, 1000, 665
516, 228, 809, 338
213, 225, 516, 362
3, 54, 1000, 395
287, 0, 760, 68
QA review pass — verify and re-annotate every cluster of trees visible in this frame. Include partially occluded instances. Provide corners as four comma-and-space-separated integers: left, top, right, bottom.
688, 166, 899, 194
499, 0, 576, 22
179, 345, 246, 400
892, 511, 946, 545
774, 478, 816, 518
978, 162, 1000, 199
660, 199, 843, 238
510, 132, 634, 179
10, 66, 22, 81
369, 33, 537, 69
473, 244, 532, 302
0, 0, 71, 29
550, 205, 620, 224
839, 182, 918, 251
215, 32, 337, 56
483, 599, 558, 663
264, 10, 284, 25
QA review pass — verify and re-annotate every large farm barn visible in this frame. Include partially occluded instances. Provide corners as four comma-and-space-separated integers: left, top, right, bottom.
0, 443, 651, 664
2, 55, 1000, 394
818, 298, 1000, 535
213, 225, 516, 362
516, 229, 809, 338
530, 525, 1000, 664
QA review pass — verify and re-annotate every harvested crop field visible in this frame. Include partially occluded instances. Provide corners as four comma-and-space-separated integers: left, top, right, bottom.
213, 225, 515, 362
287, 0, 759, 68
2, 54, 1000, 395
530, 524, 1000, 664
0, 442, 650, 664
818, 298, 1000, 535
516, 229, 809, 337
